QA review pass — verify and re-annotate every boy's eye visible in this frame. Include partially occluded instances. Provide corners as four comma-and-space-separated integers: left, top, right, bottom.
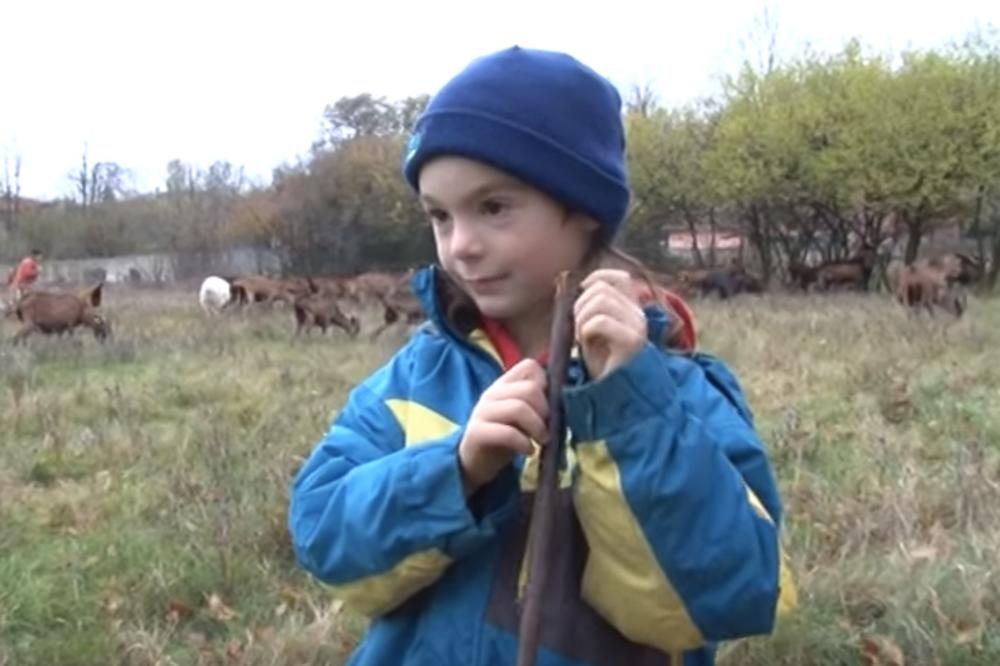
426, 208, 450, 224
480, 200, 506, 216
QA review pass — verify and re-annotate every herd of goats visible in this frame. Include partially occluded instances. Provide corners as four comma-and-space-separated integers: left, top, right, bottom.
0, 247, 983, 345
677, 247, 980, 315
197, 271, 423, 339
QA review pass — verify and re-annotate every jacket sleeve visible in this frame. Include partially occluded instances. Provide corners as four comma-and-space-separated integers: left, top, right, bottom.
562, 342, 792, 654
288, 360, 511, 617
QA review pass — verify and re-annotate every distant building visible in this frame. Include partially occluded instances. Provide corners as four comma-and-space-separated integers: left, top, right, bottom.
662, 228, 745, 264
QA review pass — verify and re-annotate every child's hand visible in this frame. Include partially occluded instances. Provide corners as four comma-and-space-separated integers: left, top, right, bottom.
458, 359, 549, 493
574, 269, 647, 381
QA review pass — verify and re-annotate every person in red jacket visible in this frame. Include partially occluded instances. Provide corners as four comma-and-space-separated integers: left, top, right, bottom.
7, 249, 42, 299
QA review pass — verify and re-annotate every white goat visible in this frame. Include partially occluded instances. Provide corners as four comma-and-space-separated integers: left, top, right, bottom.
198, 276, 232, 315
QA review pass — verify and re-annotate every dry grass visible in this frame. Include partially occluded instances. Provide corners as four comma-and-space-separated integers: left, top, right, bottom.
1, 285, 998, 664
707, 293, 1000, 665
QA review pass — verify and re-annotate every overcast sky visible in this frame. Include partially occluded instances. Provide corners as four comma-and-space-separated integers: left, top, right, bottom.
2, 0, 997, 200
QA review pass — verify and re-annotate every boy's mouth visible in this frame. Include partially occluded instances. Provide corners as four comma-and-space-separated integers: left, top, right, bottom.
464, 274, 508, 291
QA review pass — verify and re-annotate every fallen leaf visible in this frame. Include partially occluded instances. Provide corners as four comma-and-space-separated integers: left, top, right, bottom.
225, 639, 243, 661
278, 583, 306, 607
254, 625, 277, 643
206, 592, 237, 622
954, 621, 982, 645
95, 470, 112, 491
861, 635, 905, 666
906, 545, 938, 563
167, 599, 195, 624
104, 592, 124, 615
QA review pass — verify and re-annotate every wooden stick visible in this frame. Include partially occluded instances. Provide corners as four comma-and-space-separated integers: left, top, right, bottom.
516, 270, 580, 666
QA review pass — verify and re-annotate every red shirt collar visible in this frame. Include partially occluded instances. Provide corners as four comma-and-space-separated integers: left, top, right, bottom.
478, 316, 550, 370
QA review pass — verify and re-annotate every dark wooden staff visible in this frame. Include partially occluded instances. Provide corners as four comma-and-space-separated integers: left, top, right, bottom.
516, 270, 581, 666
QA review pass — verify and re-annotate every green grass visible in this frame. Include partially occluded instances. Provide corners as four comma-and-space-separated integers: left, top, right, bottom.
2, 286, 999, 664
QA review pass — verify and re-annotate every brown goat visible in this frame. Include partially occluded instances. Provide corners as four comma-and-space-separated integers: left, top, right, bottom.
895, 256, 966, 317
307, 276, 353, 299
370, 286, 425, 341
346, 270, 414, 306
678, 266, 762, 299
230, 275, 310, 307
789, 248, 877, 292
12, 281, 110, 344
814, 248, 877, 292
216, 275, 248, 305
293, 279, 360, 337
787, 262, 819, 291
947, 252, 982, 285
677, 268, 711, 288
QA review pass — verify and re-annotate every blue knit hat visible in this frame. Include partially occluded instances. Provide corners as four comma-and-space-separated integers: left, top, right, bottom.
403, 46, 631, 238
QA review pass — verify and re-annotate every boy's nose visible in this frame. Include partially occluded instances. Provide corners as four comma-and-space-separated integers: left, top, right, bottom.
449, 220, 485, 260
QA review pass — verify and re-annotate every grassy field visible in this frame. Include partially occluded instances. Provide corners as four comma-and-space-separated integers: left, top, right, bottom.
1, 286, 998, 665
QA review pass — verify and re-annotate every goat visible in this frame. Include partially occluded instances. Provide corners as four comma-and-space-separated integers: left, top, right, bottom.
12, 281, 110, 344
787, 262, 819, 291
292, 279, 360, 337
814, 249, 877, 292
944, 252, 981, 286
230, 275, 309, 308
790, 247, 877, 292
895, 254, 969, 317
198, 276, 233, 315
215, 275, 248, 305
307, 276, 353, 299
345, 270, 414, 306
370, 286, 425, 341
679, 266, 763, 299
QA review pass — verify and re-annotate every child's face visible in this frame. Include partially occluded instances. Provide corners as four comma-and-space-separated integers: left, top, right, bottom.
419, 156, 597, 323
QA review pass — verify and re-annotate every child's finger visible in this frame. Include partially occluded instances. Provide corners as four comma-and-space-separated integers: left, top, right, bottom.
580, 268, 633, 294
578, 312, 644, 351
487, 379, 549, 422
574, 279, 642, 319
478, 398, 549, 445
468, 421, 536, 456
502, 358, 546, 383
575, 289, 646, 336
581, 270, 643, 306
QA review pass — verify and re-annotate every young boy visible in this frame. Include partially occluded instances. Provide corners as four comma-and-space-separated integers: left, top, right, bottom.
289, 46, 792, 666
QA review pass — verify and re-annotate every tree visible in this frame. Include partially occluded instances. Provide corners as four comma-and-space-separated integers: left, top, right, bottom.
702, 36, 1000, 284
320, 94, 431, 147
625, 82, 659, 119
2, 153, 22, 234
321, 93, 399, 145
626, 105, 720, 267
91, 162, 132, 203
69, 145, 133, 211
397, 94, 431, 134
71, 145, 91, 214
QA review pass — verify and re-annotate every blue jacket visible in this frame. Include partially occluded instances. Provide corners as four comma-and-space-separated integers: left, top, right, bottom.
289, 264, 795, 666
